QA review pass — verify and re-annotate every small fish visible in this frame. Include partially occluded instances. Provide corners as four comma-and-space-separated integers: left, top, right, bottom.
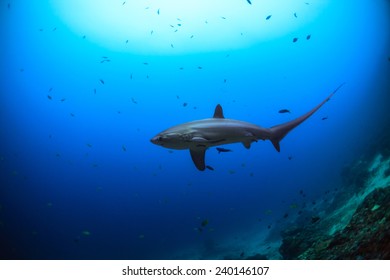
266, 15, 272, 20
86, 143, 92, 148
122, 1, 126, 5
216, 147, 232, 153
82, 231, 91, 236
292, 37, 298, 43
49, 87, 53, 92
150, 30, 154, 35
206, 165, 214, 171
130, 74, 133, 79
290, 203, 298, 209
278, 109, 290, 113
143, 62, 149, 65
99, 79, 104, 84
60, 98, 66, 102
70, 113, 75, 117
221, 17, 226, 20
94, 88, 96, 94
283, 213, 288, 219
294, 12, 297, 18
171, 44, 174, 48
125, 39, 128, 43
52, 27, 57, 32
288, 155, 293, 160
131, 97, 137, 104
321, 116, 328, 120
157, 9, 160, 15
7, 3, 10, 9
82, 35, 86, 39
183, 102, 188, 107
247, 0, 252, 4
47, 95, 52, 100
306, 34, 311, 40
201, 219, 209, 227
240, 252, 245, 257
122, 145, 127, 152
197, 66, 203, 69
190, 35, 194, 38
311, 216, 320, 223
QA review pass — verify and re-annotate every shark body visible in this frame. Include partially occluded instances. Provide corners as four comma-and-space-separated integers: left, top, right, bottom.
151, 84, 344, 171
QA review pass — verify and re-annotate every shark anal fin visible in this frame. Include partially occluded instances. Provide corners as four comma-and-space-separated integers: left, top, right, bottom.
190, 149, 206, 171
213, 104, 225, 118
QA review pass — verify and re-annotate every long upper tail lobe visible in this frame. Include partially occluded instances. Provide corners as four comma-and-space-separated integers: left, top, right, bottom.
269, 83, 345, 152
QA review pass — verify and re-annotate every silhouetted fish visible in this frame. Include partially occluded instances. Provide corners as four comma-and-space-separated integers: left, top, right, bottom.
206, 165, 214, 171
99, 79, 104, 84
278, 109, 290, 113
293, 38, 298, 43
321, 116, 328, 120
247, 0, 252, 4
216, 147, 232, 153
306, 34, 311, 40
266, 15, 272, 20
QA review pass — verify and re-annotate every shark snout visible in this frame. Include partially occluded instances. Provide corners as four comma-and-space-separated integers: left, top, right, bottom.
150, 136, 161, 145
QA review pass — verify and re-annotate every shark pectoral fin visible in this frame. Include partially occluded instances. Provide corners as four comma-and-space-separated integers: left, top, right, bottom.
242, 141, 251, 149
190, 149, 206, 171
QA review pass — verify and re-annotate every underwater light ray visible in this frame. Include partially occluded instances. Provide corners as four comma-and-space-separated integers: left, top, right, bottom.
50, 0, 327, 54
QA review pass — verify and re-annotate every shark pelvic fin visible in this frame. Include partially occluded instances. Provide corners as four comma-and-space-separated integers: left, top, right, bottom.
242, 141, 251, 149
190, 149, 206, 171
213, 104, 225, 118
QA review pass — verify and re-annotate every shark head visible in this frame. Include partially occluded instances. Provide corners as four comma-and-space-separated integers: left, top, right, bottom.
150, 131, 192, 150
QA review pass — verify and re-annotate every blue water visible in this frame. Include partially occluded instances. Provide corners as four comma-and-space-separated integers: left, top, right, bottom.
1, 0, 389, 259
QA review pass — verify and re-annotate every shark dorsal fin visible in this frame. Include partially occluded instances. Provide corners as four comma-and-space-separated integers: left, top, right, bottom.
213, 104, 224, 118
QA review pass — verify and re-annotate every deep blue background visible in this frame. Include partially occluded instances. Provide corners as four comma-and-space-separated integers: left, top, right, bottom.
1, 1, 389, 259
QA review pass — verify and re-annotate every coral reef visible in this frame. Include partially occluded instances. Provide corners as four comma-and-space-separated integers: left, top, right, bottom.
279, 153, 390, 260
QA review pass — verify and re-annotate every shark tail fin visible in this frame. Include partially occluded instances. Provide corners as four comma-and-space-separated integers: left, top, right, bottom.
269, 83, 345, 152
